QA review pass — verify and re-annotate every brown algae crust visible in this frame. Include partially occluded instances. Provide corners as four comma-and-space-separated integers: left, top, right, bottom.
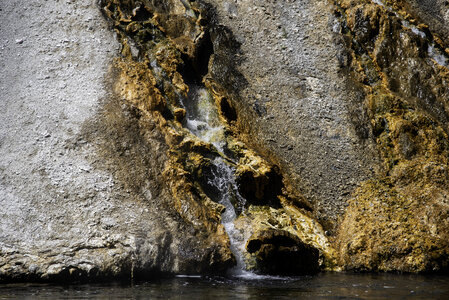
335, 0, 449, 272
100, 0, 336, 273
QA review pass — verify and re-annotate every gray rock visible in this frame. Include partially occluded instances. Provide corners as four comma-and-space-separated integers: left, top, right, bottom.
0, 0, 222, 281
205, 0, 380, 227
2, 0, 449, 280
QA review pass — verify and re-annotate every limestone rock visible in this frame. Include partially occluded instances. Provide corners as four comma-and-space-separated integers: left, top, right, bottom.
0, 0, 233, 281
2, 0, 449, 281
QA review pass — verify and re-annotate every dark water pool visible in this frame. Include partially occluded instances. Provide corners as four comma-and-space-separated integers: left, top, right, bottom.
1, 273, 448, 299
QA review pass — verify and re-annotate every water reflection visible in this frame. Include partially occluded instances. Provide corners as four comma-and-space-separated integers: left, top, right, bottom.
1, 273, 448, 299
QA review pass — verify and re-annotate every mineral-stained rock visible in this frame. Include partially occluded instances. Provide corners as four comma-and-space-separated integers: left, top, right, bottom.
246, 229, 319, 275
100, 0, 332, 276
201, 0, 381, 231
337, 180, 449, 272
2, 0, 449, 281
234, 203, 337, 273
384, 0, 449, 46
334, 0, 449, 272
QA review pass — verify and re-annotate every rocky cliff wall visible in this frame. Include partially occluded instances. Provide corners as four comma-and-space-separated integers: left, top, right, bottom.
199, 0, 449, 273
202, 0, 381, 231
1, 0, 449, 281
0, 0, 232, 282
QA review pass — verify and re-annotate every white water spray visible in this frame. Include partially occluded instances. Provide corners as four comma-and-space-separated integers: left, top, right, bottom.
206, 157, 248, 274
180, 85, 252, 275
182, 86, 226, 153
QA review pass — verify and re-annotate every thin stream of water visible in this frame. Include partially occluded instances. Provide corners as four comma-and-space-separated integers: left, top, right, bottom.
206, 158, 249, 276
181, 86, 307, 280
182, 85, 226, 153
180, 84, 253, 276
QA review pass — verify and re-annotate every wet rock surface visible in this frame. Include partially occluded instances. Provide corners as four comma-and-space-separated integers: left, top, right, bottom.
234, 204, 337, 273
98, 0, 332, 275
1, 0, 449, 280
334, 0, 449, 272
393, 0, 449, 45
201, 0, 380, 230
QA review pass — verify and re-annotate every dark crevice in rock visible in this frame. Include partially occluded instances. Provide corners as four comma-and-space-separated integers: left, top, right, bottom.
195, 30, 214, 78
245, 229, 320, 275
97, 0, 328, 276
161, 105, 174, 121
219, 97, 237, 122
236, 167, 283, 208
131, 5, 152, 21
178, 53, 203, 84
198, 166, 221, 202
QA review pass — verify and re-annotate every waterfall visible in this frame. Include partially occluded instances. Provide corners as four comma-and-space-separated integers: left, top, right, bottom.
183, 85, 226, 153
206, 157, 247, 273
180, 85, 251, 275
180, 85, 285, 279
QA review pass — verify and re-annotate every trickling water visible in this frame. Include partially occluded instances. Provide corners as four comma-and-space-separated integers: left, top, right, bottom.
180, 84, 251, 275
428, 44, 448, 67
182, 85, 226, 153
371, 0, 384, 6
206, 158, 248, 275
401, 20, 427, 39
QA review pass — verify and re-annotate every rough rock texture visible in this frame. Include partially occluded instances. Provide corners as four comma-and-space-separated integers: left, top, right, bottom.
98, 0, 333, 274
1, 0, 449, 280
334, 0, 449, 272
234, 203, 337, 273
203, 0, 449, 272
0, 0, 232, 281
203, 0, 380, 230
392, 0, 449, 44
245, 228, 320, 275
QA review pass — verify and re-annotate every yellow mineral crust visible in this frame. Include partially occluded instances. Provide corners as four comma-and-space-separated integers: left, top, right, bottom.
234, 201, 338, 271
103, 0, 336, 274
335, 0, 449, 272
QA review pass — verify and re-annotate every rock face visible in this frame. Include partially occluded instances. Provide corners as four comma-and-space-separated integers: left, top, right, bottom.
1, 0, 449, 281
202, 0, 449, 273
97, 0, 334, 276
334, 0, 449, 272
0, 0, 233, 281
202, 0, 380, 231
399, 0, 449, 42
245, 229, 320, 275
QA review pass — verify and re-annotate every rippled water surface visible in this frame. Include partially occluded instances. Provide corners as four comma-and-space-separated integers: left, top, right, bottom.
1, 273, 449, 299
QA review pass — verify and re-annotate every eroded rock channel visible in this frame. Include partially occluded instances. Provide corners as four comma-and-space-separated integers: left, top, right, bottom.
2, 0, 449, 281
98, 0, 335, 275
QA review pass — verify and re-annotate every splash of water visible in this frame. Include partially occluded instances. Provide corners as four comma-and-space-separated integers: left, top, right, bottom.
206, 159, 284, 279
206, 158, 247, 273
180, 84, 252, 274
371, 0, 384, 6
181, 85, 227, 153
428, 44, 448, 67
